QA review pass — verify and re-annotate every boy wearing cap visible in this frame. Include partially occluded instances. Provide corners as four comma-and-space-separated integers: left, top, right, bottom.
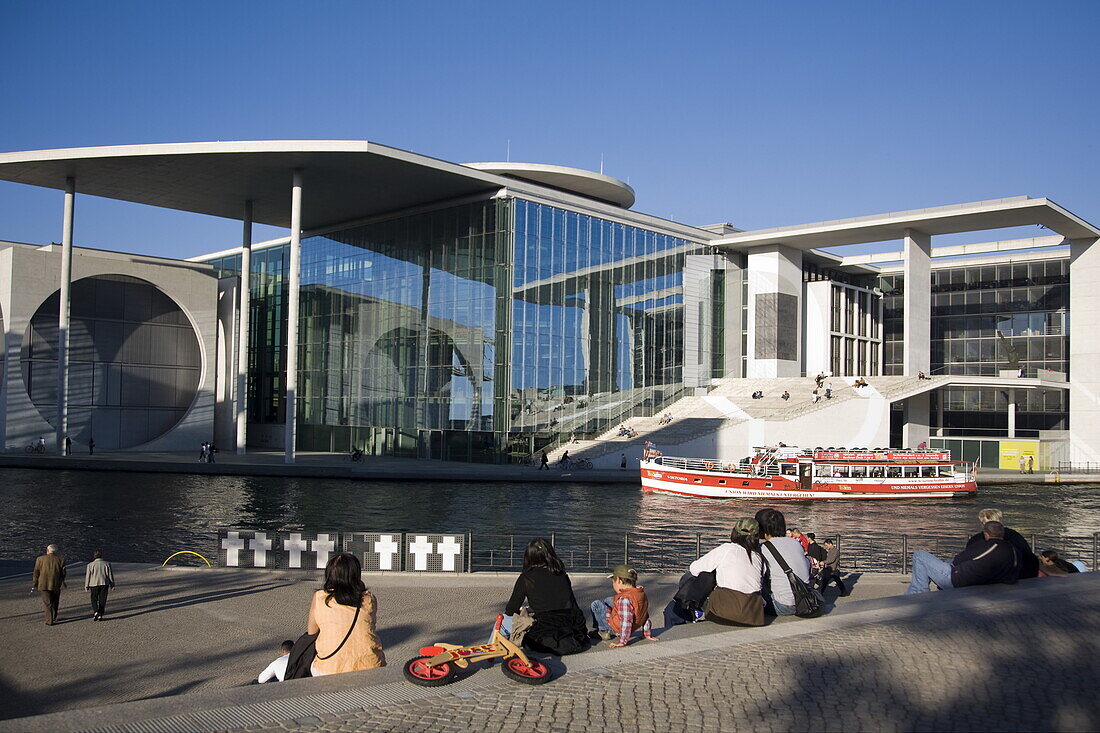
590, 565, 658, 648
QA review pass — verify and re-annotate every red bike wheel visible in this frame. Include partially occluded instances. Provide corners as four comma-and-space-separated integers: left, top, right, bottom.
501, 657, 552, 685
403, 656, 457, 687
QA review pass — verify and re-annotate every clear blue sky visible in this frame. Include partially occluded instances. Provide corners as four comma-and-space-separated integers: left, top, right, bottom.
1, 1, 1098, 258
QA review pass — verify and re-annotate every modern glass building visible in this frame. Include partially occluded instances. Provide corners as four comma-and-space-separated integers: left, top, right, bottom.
1, 142, 1098, 465
208, 195, 715, 462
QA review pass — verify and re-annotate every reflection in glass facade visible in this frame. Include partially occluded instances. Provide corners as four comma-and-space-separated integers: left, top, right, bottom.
879, 257, 1069, 436
213, 198, 707, 462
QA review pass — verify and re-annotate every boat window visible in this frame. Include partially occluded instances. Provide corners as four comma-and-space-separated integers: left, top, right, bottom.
718, 480, 726, 485
921, 466, 936, 477
940, 466, 954, 477
850, 465, 867, 478
765, 482, 772, 487
902, 466, 918, 477
742, 481, 750, 486
832, 466, 850, 478
693, 478, 702, 483
869, 466, 885, 478
781, 464, 796, 475
887, 466, 901, 478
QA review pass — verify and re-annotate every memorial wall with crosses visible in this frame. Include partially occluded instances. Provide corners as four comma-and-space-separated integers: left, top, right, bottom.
217, 530, 468, 572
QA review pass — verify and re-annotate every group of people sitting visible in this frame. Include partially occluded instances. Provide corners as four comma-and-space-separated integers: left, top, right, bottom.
906, 508, 1087, 594
751, 391, 765, 400
256, 506, 1088, 684
658, 413, 674, 425
617, 425, 638, 438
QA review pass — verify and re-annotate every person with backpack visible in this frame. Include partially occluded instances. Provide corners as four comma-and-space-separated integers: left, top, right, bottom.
690, 517, 767, 626
756, 508, 812, 616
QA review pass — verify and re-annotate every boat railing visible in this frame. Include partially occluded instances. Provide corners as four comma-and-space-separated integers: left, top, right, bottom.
652, 455, 743, 474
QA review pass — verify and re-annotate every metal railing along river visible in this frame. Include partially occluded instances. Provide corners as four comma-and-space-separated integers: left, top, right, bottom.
470, 531, 1100, 574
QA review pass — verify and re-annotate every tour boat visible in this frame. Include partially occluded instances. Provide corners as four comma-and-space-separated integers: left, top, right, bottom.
640, 446, 977, 500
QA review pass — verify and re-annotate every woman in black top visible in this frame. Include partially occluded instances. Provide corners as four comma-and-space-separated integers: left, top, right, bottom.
502, 538, 590, 655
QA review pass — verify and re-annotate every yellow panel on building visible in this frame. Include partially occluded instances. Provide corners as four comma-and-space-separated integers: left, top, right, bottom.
999, 440, 1040, 471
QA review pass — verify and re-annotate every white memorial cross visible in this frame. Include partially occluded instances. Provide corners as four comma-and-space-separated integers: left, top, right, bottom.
374, 534, 399, 570
409, 535, 434, 571
284, 533, 309, 569
437, 535, 463, 572
248, 532, 272, 567
221, 531, 245, 567
312, 534, 336, 569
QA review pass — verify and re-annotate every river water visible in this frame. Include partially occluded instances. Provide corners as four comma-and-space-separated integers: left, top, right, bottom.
2, 468, 1098, 571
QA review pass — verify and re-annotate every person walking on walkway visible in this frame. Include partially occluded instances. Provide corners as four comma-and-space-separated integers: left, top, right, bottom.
84, 549, 115, 621
88, 437, 95, 455
64, 436, 71, 456
539, 450, 549, 470
1018, 455, 1026, 474
32, 544, 66, 625
1027, 455, 1035, 474
620, 453, 627, 470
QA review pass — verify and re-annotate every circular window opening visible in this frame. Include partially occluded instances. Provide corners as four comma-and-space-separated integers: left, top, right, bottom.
21, 275, 201, 450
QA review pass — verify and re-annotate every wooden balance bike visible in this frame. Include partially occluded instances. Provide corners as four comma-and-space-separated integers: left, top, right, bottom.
402, 614, 553, 686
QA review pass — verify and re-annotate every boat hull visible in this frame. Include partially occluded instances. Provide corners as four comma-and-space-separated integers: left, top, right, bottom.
640, 462, 976, 500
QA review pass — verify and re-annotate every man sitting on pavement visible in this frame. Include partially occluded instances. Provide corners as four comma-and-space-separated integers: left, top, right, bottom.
905, 521, 1019, 595
966, 508, 1039, 579
257, 640, 295, 683
816, 538, 848, 596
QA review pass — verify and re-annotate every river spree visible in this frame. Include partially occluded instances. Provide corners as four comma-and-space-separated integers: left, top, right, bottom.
1, 468, 1098, 570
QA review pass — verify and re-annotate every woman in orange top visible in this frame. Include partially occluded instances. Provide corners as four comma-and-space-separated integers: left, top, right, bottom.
307, 553, 386, 676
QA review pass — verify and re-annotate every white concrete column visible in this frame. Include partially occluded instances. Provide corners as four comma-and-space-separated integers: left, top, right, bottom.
1069, 236, 1100, 462
1007, 389, 1017, 439
746, 245, 803, 378
284, 172, 302, 463
901, 392, 930, 449
56, 177, 75, 454
236, 201, 252, 455
902, 228, 931, 375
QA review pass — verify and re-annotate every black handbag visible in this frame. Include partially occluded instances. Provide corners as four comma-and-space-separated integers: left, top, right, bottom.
284, 603, 361, 679
669, 569, 717, 622
763, 541, 825, 618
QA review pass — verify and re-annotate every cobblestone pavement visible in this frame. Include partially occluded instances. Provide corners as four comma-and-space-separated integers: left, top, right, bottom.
237, 583, 1100, 733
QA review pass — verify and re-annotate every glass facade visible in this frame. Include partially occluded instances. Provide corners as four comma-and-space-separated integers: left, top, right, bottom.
879, 257, 1069, 436
213, 198, 706, 462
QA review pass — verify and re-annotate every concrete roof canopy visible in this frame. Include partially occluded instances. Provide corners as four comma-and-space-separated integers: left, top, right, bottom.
713, 196, 1100, 251
0, 141, 607, 231
464, 162, 635, 208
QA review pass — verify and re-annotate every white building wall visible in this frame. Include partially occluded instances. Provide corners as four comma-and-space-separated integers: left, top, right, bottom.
803, 280, 831, 377
0, 245, 219, 452
746, 245, 803, 378
1069, 237, 1100, 462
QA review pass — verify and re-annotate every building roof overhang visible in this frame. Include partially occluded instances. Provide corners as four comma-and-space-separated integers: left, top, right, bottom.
0, 141, 534, 230
464, 162, 635, 208
712, 196, 1100, 251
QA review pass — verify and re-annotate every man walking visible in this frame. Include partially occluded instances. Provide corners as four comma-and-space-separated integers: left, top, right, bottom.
32, 544, 66, 625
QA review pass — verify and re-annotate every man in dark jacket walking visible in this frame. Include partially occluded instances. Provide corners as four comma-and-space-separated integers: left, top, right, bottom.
905, 521, 1018, 594
32, 544, 66, 625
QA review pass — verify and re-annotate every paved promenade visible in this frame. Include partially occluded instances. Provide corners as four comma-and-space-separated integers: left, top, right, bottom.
0, 450, 1071, 484
1, 562, 1098, 732
0, 451, 637, 483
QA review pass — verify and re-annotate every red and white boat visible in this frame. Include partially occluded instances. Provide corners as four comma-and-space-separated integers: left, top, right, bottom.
640, 446, 977, 500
